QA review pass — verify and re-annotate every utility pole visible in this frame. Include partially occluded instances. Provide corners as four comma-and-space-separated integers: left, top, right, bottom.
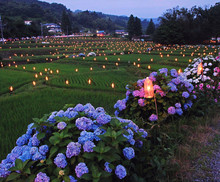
0, 15, 4, 45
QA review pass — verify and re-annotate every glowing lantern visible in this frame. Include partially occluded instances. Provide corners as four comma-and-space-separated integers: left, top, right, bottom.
50, 70, 53, 74
39, 72, 42, 76
33, 67, 36, 70
9, 86, 13, 92
32, 81, 36, 86
45, 68, 47, 72
144, 77, 154, 98
15, 65, 18, 68
65, 80, 69, 85
137, 64, 140, 68
103, 65, 106, 69
175, 58, 178, 61
178, 69, 182, 74
45, 76, 49, 81
88, 79, 92, 85
90, 67, 93, 71
56, 70, 59, 74
148, 65, 151, 69
189, 59, 192, 63
116, 62, 119, 66
94, 58, 96, 61
133, 62, 136, 66
35, 74, 38, 78
75, 69, 78, 72
197, 62, 203, 75
23, 66, 26, 70
151, 58, 153, 62
111, 83, 115, 89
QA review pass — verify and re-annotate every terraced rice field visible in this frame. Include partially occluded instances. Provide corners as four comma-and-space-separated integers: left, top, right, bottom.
0, 36, 218, 159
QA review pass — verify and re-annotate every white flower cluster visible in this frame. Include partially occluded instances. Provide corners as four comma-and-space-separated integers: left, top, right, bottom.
183, 55, 219, 84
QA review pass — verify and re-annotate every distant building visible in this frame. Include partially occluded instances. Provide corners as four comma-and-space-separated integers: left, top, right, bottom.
44, 23, 62, 33
97, 30, 105, 36
24, 21, 32, 25
115, 30, 128, 36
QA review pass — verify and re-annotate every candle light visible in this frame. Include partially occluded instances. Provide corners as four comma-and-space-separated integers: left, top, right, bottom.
197, 62, 203, 75
88, 79, 92, 85
111, 83, 115, 89
144, 77, 154, 98
9, 86, 13, 92
45, 76, 49, 81
65, 80, 69, 85
178, 69, 182, 74
33, 81, 36, 86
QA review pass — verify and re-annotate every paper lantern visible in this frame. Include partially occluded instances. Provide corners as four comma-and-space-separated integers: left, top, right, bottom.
9, 86, 13, 92
32, 81, 36, 86
178, 69, 182, 74
144, 77, 154, 98
111, 83, 115, 89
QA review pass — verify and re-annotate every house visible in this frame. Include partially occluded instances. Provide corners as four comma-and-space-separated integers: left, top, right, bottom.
97, 30, 105, 36
43, 23, 62, 33
115, 30, 128, 36
24, 21, 32, 25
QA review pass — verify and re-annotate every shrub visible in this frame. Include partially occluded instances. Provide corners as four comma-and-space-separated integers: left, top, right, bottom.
114, 68, 196, 128
0, 103, 148, 182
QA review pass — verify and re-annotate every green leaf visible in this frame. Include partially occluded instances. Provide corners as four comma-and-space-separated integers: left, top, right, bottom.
37, 132, 45, 140
15, 159, 23, 170
6, 172, 20, 181
49, 146, 59, 157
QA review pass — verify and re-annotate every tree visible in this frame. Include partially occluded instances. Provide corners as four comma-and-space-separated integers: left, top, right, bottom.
61, 10, 72, 34
127, 14, 135, 39
146, 19, 155, 35
134, 17, 142, 36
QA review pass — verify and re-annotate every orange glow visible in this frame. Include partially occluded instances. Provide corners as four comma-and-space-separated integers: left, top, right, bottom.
151, 58, 153, 62
56, 70, 59, 74
33, 67, 36, 70
75, 68, 78, 72
65, 80, 69, 85
116, 62, 119, 66
90, 67, 93, 71
35, 74, 38, 78
9, 86, 13, 92
45, 68, 47, 72
50, 70, 53, 74
88, 79, 91, 85
197, 62, 203, 75
39, 72, 42, 76
144, 77, 154, 98
45, 76, 49, 81
178, 69, 182, 74
23, 66, 26, 70
32, 81, 36, 86
148, 65, 151, 69
103, 65, 106, 69
111, 83, 115, 89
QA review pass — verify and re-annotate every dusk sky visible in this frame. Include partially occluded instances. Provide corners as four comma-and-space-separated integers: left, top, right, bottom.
42, 0, 218, 18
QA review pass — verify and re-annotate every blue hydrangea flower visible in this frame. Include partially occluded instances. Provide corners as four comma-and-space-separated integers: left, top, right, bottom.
75, 117, 93, 130
182, 91, 190, 98
168, 82, 178, 92
66, 142, 81, 158
115, 165, 127, 179
34, 172, 50, 182
123, 147, 135, 160
57, 122, 67, 130
175, 103, 181, 108
69, 175, 77, 182
32, 152, 45, 161
32, 133, 40, 146
30, 147, 38, 155
83, 141, 96, 152
104, 162, 112, 173
114, 99, 127, 111
176, 108, 183, 115
139, 128, 148, 138
26, 123, 35, 135
75, 162, 89, 178
16, 134, 31, 146
39, 145, 49, 156
56, 110, 65, 117
19, 150, 32, 162
149, 114, 158, 122
132, 90, 140, 97
159, 68, 168, 76
193, 95, 197, 99
73, 104, 84, 112
168, 106, 176, 115
170, 69, 178, 77
78, 131, 95, 144
54, 153, 67, 168
171, 78, 181, 85
96, 114, 111, 125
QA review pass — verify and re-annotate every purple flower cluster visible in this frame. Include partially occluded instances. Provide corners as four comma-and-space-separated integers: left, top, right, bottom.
54, 153, 67, 168
66, 142, 81, 158
115, 165, 127, 179
75, 162, 89, 178
96, 113, 111, 125
57, 122, 67, 130
149, 114, 158, 122
34, 172, 50, 182
75, 117, 93, 130
168, 106, 176, 115
83, 141, 96, 152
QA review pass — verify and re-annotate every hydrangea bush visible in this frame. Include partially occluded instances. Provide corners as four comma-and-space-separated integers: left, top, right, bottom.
114, 68, 196, 127
0, 103, 148, 182
183, 55, 220, 103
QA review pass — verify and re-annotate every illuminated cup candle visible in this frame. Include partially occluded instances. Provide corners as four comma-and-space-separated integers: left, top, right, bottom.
9, 86, 13, 92
197, 62, 203, 75
75, 68, 78, 72
39, 72, 42, 76
35, 74, 38, 78
111, 83, 115, 89
45, 76, 49, 81
56, 70, 59, 74
90, 67, 93, 71
45, 68, 47, 72
148, 65, 151, 69
88, 79, 92, 85
23, 66, 26, 70
144, 77, 154, 98
33, 67, 36, 70
50, 70, 53, 74
65, 80, 69, 85
32, 81, 36, 86
178, 69, 182, 74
